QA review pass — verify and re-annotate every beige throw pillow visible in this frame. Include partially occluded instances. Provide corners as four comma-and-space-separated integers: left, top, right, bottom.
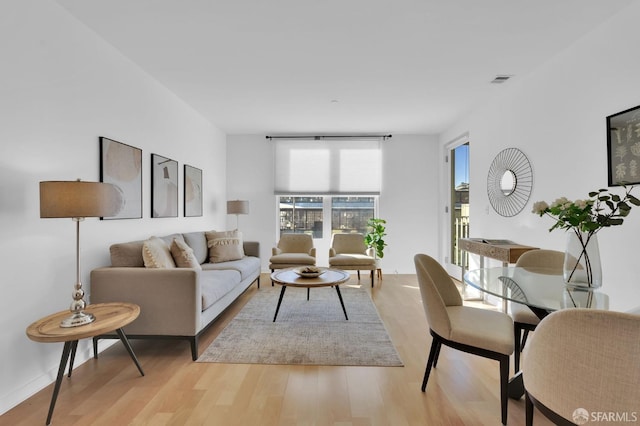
142, 236, 176, 268
170, 238, 201, 269
205, 230, 244, 263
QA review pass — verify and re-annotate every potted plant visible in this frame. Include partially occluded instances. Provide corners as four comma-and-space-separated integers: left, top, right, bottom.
365, 218, 387, 259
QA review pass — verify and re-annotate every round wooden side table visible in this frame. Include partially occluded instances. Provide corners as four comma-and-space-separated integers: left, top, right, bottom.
26, 302, 144, 425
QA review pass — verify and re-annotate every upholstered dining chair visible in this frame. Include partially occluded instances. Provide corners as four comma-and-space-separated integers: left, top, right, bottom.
414, 253, 514, 425
522, 309, 640, 425
328, 233, 378, 287
512, 249, 564, 371
269, 233, 316, 285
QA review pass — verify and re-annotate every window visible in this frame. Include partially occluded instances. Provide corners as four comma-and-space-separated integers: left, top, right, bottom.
279, 197, 324, 237
273, 137, 382, 243
278, 196, 376, 239
331, 197, 375, 234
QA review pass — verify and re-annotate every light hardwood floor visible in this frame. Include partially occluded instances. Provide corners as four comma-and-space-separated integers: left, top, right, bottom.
2, 273, 552, 425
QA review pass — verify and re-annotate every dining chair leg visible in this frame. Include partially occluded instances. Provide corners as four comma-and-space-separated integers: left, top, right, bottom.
521, 329, 530, 350
433, 341, 442, 368
525, 392, 534, 426
499, 355, 510, 426
514, 324, 522, 372
421, 335, 440, 392
357, 270, 361, 280
370, 270, 374, 287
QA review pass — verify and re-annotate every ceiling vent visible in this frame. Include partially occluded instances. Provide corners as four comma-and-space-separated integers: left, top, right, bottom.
491, 75, 512, 84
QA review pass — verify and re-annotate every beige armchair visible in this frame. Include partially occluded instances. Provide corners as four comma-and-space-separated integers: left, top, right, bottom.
414, 254, 514, 425
512, 249, 564, 371
328, 233, 378, 287
523, 309, 640, 425
269, 233, 316, 283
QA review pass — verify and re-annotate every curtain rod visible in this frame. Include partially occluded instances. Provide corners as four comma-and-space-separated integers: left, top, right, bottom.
266, 134, 392, 141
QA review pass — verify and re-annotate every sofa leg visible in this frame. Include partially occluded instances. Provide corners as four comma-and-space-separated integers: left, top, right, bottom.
190, 337, 198, 361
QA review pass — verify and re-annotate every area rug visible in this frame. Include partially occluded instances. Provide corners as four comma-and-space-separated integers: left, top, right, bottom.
198, 286, 403, 367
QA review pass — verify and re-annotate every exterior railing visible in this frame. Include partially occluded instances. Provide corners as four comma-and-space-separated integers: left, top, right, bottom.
453, 215, 470, 267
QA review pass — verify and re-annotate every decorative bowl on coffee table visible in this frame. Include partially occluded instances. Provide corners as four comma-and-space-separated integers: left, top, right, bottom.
294, 266, 326, 278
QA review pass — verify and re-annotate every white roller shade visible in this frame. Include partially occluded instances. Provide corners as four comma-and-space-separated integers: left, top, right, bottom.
274, 139, 382, 195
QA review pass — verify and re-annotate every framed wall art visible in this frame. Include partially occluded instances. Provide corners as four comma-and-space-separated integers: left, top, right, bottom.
607, 104, 640, 186
99, 137, 142, 219
151, 153, 178, 218
184, 164, 203, 217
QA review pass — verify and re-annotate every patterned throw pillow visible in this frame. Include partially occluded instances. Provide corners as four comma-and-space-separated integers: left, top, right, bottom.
205, 230, 244, 263
142, 236, 176, 268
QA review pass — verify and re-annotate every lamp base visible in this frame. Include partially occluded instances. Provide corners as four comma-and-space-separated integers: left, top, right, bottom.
60, 311, 96, 328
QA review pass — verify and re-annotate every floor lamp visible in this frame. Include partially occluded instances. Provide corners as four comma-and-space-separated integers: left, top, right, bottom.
40, 180, 123, 327
227, 200, 249, 230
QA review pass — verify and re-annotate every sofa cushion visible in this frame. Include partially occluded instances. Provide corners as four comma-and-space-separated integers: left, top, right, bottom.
170, 238, 201, 269
142, 237, 176, 268
205, 230, 245, 263
200, 269, 241, 311
160, 233, 184, 246
182, 231, 209, 265
110, 240, 145, 267
202, 256, 261, 281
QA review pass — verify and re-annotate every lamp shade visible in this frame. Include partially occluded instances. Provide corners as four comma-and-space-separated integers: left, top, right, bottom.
40, 180, 124, 218
227, 200, 249, 215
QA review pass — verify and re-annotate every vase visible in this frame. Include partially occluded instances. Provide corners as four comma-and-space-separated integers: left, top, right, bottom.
563, 231, 602, 290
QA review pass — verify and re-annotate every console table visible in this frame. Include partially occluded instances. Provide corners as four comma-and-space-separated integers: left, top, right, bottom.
458, 238, 538, 307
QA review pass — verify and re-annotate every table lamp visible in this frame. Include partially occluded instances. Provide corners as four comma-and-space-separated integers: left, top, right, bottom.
40, 180, 123, 327
227, 200, 249, 230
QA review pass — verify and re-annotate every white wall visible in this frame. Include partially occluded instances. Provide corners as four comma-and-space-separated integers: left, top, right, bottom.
226, 134, 441, 274
440, 1, 640, 312
0, 0, 227, 414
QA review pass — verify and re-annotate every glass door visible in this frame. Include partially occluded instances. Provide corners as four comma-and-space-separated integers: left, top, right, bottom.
445, 141, 469, 278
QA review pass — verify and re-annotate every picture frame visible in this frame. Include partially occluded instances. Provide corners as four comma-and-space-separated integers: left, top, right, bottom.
99, 137, 142, 219
151, 153, 178, 218
184, 164, 203, 217
607, 104, 640, 186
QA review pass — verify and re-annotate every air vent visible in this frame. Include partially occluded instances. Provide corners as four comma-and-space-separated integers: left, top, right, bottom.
491, 75, 512, 84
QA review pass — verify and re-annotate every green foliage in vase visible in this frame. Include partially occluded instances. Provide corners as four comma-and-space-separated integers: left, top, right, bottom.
532, 185, 640, 235
365, 218, 387, 259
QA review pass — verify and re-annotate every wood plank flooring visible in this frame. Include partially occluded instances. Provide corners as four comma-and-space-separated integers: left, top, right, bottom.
1, 274, 552, 425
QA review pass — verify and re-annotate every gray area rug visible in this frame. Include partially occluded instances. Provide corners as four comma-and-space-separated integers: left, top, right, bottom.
198, 285, 403, 367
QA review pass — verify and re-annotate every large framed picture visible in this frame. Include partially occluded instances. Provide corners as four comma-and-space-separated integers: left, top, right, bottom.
184, 164, 203, 217
151, 153, 178, 218
99, 137, 142, 219
607, 104, 640, 186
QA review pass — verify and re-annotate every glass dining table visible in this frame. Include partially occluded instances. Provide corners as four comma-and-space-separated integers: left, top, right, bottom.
463, 266, 610, 399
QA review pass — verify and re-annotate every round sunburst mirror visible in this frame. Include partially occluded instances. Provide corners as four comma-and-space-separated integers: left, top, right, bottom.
487, 148, 533, 217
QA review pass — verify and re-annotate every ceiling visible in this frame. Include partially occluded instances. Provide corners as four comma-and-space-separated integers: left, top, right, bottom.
55, 0, 633, 135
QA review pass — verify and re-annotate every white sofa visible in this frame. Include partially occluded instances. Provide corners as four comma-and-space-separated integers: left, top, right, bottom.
90, 231, 260, 360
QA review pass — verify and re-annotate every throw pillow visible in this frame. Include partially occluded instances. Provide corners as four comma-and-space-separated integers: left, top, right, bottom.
205, 229, 244, 263
142, 236, 176, 268
170, 238, 202, 269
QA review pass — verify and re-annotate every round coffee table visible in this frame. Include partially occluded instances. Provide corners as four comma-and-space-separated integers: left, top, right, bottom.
270, 268, 350, 322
